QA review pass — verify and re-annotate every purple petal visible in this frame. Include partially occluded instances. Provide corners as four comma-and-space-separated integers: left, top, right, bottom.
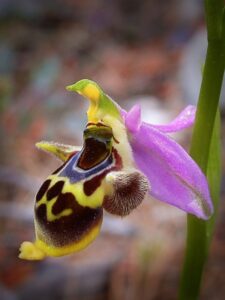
130, 123, 213, 219
124, 105, 141, 133
152, 105, 196, 133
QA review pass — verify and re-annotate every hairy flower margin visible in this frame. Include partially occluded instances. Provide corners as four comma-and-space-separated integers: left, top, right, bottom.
19, 79, 213, 260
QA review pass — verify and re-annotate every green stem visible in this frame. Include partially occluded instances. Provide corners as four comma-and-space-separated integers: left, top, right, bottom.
206, 110, 221, 243
179, 111, 221, 300
179, 1, 225, 299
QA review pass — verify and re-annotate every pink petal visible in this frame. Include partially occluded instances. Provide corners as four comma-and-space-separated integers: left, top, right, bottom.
152, 105, 196, 133
124, 104, 141, 133
130, 123, 213, 219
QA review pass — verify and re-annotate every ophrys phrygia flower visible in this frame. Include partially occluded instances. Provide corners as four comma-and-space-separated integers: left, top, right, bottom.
19, 79, 213, 260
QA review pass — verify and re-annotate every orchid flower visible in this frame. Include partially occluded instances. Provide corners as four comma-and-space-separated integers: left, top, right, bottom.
19, 79, 213, 260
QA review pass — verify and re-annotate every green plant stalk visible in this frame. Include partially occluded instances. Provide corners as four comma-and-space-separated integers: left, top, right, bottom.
179, 111, 221, 300
179, 1, 225, 299
206, 110, 221, 243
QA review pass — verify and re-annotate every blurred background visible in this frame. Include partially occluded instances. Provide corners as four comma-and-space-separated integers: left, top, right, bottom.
0, 0, 225, 299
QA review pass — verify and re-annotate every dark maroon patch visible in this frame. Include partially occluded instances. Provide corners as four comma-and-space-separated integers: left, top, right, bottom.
83, 149, 123, 196
46, 181, 64, 201
35, 203, 46, 220
78, 138, 110, 170
35, 192, 103, 247
52, 192, 75, 215
83, 172, 106, 196
36, 179, 51, 202
113, 149, 122, 169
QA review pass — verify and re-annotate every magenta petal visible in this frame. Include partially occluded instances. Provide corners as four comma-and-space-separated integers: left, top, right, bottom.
125, 105, 141, 133
153, 105, 196, 133
130, 123, 213, 219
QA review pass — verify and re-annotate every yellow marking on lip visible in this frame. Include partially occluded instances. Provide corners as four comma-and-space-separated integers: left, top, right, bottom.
45, 175, 105, 209
36, 194, 73, 222
19, 220, 102, 260
69, 181, 105, 208
37, 220, 101, 259
35, 175, 106, 222
46, 197, 73, 221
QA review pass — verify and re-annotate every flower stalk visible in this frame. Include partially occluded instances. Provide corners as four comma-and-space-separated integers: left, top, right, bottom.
179, 1, 225, 299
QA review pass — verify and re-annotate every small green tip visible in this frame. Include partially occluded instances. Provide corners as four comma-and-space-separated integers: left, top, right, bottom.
66, 84, 75, 91
66, 79, 98, 93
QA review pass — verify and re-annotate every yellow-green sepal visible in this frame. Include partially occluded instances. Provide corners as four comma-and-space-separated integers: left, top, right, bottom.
36, 141, 81, 162
66, 79, 122, 123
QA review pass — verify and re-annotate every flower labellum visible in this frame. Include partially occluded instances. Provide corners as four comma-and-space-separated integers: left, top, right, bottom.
19, 79, 213, 260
